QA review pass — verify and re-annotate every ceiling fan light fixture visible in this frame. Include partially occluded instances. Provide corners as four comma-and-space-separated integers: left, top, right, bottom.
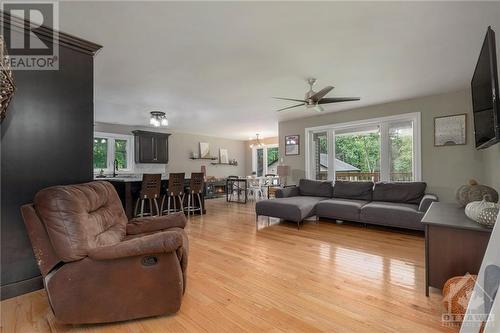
314, 104, 324, 112
274, 78, 360, 112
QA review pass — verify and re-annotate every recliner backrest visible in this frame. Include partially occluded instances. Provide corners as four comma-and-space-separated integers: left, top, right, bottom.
34, 181, 128, 262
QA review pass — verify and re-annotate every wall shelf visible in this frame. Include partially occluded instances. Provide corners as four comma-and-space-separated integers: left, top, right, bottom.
210, 162, 238, 166
190, 157, 218, 160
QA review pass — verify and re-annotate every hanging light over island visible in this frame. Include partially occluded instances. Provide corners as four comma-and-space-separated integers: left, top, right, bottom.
149, 111, 168, 127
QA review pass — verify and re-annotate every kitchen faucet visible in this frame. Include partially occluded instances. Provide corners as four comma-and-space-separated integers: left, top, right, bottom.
113, 159, 119, 177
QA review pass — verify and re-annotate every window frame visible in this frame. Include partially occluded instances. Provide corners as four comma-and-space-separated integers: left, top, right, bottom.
252, 143, 279, 176
93, 132, 134, 173
304, 112, 421, 182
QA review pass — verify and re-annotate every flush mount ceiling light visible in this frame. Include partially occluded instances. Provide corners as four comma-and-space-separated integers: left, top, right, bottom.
249, 134, 265, 148
149, 111, 168, 127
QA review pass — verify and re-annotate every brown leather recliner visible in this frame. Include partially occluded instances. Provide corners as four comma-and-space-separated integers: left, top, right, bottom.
20, 181, 189, 324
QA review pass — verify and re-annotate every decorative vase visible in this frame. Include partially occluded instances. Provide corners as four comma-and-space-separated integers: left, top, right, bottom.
456, 179, 499, 207
465, 196, 499, 225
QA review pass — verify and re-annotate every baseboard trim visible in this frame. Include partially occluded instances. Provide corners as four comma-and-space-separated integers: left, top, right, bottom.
1, 275, 43, 300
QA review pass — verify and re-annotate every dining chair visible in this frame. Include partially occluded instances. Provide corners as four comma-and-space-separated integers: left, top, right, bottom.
227, 175, 245, 202
161, 172, 185, 215
247, 177, 264, 201
134, 173, 161, 217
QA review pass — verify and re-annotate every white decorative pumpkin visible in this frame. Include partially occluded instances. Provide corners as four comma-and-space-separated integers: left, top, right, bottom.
476, 207, 499, 228
465, 196, 499, 222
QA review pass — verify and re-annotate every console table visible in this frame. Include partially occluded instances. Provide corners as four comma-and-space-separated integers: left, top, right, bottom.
422, 202, 492, 296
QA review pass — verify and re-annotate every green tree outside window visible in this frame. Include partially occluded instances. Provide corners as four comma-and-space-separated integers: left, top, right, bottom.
267, 147, 279, 167
115, 139, 128, 169
335, 133, 381, 173
93, 138, 108, 169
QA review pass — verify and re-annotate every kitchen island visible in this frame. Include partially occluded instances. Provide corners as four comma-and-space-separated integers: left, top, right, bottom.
95, 176, 206, 219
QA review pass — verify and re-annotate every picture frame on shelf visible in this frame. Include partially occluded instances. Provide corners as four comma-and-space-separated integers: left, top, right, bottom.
219, 148, 229, 164
285, 135, 300, 155
434, 113, 467, 146
199, 142, 210, 158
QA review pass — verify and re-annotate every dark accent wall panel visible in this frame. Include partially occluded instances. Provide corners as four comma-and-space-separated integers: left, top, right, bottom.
1, 34, 98, 299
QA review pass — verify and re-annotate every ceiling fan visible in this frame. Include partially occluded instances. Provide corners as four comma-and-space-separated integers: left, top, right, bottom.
274, 78, 360, 112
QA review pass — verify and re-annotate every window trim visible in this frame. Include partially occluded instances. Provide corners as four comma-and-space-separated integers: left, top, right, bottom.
304, 112, 421, 182
94, 132, 134, 173
252, 144, 279, 176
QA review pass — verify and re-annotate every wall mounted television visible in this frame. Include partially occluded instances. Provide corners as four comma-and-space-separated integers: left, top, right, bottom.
471, 26, 500, 149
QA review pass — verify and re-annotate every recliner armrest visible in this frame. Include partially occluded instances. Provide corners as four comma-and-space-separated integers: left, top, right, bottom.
88, 230, 184, 260
275, 186, 300, 198
126, 212, 187, 235
418, 194, 439, 212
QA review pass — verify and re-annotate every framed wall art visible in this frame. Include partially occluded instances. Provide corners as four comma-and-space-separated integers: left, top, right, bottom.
219, 148, 229, 164
434, 113, 467, 146
285, 135, 300, 155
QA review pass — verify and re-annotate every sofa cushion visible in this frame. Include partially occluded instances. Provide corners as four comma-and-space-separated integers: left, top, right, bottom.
360, 201, 424, 230
316, 199, 369, 221
299, 179, 333, 197
372, 182, 426, 204
255, 196, 328, 222
333, 181, 374, 201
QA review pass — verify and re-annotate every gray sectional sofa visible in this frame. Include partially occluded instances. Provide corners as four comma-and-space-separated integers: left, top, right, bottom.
255, 179, 438, 230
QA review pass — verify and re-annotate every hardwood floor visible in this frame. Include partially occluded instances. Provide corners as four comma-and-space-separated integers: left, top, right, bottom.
1, 198, 456, 333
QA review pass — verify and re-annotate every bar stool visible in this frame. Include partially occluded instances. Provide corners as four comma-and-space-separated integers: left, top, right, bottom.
161, 172, 185, 215
134, 173, 161, 217
184, 172, 204, 216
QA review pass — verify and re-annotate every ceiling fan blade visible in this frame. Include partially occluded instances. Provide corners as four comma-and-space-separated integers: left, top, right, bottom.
309, 86, 334, 102
318, 97, 360, 104
273, 97, 307, 103
276, 103, 306, 112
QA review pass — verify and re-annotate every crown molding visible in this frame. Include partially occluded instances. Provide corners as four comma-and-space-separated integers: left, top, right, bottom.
1, 11, 102, 56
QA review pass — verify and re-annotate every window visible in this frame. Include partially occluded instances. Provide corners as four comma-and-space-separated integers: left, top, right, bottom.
335, 125, 381, 182
388, 121, 414, 181
114, 139, 128, 169
305, 113, 421, 182
252, 144, 279, 176
93, 132, 133, 172
93, 137, 108, 169
312, 132, 328, 180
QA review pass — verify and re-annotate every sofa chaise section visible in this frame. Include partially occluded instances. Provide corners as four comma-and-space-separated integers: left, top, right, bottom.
255, 196, 327, 224
255, 179, 332, 228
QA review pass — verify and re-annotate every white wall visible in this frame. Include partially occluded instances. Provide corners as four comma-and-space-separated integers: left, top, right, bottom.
94, 122, 247, 178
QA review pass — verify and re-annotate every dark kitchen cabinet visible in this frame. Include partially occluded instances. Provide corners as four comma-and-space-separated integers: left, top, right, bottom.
132, 130, 170, 163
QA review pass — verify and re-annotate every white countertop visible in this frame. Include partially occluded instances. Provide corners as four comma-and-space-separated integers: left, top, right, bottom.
94, 175, 169, 182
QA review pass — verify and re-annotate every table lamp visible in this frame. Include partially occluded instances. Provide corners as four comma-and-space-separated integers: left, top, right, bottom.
277, 165, 290, 186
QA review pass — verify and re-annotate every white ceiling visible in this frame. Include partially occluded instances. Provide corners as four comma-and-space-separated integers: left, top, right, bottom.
59, 1, 500, 140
